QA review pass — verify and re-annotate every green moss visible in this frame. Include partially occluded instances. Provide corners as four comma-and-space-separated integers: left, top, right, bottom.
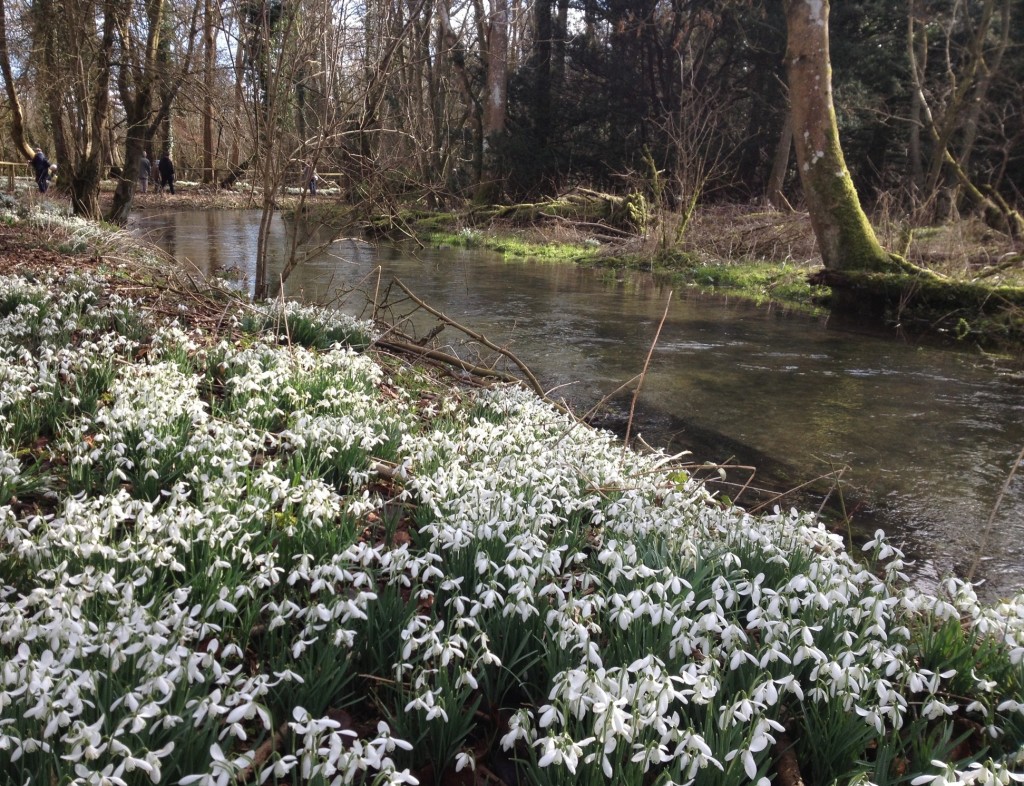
818, 269, 1024, 348
425, 229, 598, 263
588, 250, 828, 312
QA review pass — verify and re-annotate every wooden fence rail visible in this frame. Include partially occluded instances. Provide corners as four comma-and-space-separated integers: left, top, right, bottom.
0, 161, 346, 194
0, 161, 30, 192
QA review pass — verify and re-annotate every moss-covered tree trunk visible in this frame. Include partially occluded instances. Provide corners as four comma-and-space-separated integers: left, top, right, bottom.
783, 0, 898, 273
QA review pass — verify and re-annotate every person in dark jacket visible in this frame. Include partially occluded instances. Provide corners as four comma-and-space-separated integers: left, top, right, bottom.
157, 153, 175, 195
30, 148, 51, 193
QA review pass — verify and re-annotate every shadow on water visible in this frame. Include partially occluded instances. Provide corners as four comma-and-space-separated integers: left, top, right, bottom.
131, 209, 1024, 601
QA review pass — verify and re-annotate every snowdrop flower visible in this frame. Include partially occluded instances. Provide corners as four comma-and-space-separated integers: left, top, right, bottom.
535, 733, 594, 774
179, 743, 255, 786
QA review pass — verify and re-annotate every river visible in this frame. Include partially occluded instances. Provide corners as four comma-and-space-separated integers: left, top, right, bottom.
131, 208, 1024, 600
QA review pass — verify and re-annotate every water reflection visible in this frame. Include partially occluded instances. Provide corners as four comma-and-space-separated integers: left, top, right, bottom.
131, 209, 1024, 600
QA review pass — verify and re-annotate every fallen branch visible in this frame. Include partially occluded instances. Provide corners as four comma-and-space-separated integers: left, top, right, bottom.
623, 290, 672, 453
748, 466, 849, 515
391, 278, 545, 397
537, 211, 635, 237
376, 337, 521, 386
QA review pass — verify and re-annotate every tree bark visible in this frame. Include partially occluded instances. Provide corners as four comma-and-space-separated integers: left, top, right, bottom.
474, 0, 508, 203
766, 111, 793, 211
783, 0, 897, 272
0, 0, 33, 160
202, 0, 215, 183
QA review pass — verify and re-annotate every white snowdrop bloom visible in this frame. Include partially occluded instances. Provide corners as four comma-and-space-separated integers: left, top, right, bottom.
499, 708, 535, 750
535, 733, 594, 774
179, 742, 256, 786
922, 698, 958, 721
72, 761, 129, 786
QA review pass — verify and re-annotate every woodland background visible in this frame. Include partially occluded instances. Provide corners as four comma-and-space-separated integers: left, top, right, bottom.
0, 0, 1019, 230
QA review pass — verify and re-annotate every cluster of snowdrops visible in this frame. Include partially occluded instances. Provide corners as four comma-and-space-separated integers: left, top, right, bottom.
1, 210, 1023, 786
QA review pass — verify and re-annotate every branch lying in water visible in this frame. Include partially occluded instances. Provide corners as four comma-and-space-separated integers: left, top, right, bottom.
388, 277, 546, 397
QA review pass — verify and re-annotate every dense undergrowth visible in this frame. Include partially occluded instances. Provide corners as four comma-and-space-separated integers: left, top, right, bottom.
1, 208, 1024, 786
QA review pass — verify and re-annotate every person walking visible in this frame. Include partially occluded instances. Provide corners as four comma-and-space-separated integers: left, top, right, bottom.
139, 152, 152, 193
157, 153, 175, 195
303, 159, 317, 196
30, 148, 51, 194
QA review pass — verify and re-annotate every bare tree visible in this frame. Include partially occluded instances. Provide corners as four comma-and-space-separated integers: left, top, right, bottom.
106, 0, 201, 224
906, 0, 1023, 234
32, 0, 117, 217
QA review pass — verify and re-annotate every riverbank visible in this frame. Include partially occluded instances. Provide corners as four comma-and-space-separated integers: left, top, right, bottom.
2, 203, 1023, 785
85, 184, 1024, 350
412, 204, 1024, 349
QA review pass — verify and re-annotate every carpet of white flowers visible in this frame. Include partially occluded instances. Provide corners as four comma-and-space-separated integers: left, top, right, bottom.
1, 230, 1024, 785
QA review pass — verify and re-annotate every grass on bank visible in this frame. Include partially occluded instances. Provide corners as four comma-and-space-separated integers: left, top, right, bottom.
0, 207, 1023, 786
387, 204, 1023, 326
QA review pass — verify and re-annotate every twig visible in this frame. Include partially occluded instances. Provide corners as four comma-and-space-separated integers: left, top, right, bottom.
536, 211, 635, 237
967, 444, 1024, 582
236, 722, 291, 784
748, 466, 849, 515
973, 252, 1023, 280
623, 291, 672, 453
376, 338, 521, 385
392, 278, 545, 397
546, 373, 642, 450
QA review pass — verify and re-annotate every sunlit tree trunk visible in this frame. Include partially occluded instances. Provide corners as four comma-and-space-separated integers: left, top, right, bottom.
783, 0, 897, 272
0, 0, 33, 159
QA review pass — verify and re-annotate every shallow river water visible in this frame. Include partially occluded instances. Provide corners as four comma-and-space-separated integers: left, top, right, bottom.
131, 209, 1024, 600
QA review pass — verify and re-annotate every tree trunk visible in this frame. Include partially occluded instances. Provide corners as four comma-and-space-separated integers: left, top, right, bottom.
107, 0, 197, 224
108, 133, 146, 225
474, 0, 508, 204
532, 0, 552, 147
202, 0, 215, 183
0, 0, 33, 160
783, 0, 897, 272
766, 111, 793, 211
41, 0, 115, 218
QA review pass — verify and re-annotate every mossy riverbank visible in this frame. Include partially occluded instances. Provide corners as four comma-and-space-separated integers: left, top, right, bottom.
350, 201, 1024, 348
